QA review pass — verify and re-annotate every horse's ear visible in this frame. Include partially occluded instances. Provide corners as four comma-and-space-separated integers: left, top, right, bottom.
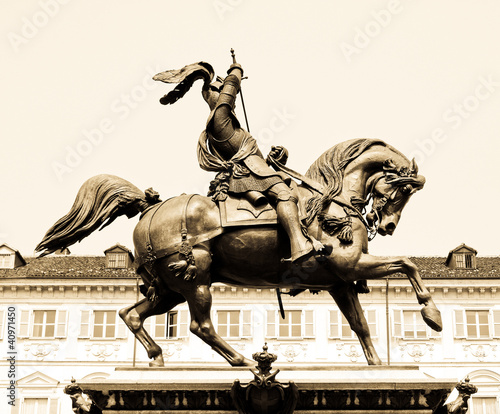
410, 158, 419, 175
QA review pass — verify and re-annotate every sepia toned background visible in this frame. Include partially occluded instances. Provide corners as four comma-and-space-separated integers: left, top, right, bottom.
2, 0, 500, 258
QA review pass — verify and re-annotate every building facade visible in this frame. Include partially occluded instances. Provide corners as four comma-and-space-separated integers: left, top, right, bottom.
0, 242, 499, 414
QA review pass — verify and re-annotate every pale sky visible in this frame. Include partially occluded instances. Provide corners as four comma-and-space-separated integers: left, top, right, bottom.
2, 1, 500, 258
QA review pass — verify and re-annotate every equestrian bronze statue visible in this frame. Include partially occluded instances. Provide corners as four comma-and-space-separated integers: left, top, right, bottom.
36, 53, 442, 367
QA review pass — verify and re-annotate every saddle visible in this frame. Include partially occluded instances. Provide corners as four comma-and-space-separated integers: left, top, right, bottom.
219, 195, 278, 227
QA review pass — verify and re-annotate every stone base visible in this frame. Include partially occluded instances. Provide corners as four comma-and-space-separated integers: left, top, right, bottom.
79, 365, 456, 413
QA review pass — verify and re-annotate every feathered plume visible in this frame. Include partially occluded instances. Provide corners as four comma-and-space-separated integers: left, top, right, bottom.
153, 61, 214, 105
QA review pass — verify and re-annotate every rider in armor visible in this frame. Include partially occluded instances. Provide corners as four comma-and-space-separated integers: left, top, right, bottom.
198, 62, 324, 263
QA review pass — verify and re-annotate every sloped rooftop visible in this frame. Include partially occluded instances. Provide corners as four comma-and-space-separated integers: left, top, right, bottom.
393, 256, 500, 279
0, 255, 498, 280
0, 256, 137, 279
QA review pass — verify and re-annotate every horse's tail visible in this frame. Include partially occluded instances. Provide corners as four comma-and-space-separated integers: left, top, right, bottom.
35, 174, 161, 257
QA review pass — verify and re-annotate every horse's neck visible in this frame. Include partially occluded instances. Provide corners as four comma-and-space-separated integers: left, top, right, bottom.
341, 145, 408, 201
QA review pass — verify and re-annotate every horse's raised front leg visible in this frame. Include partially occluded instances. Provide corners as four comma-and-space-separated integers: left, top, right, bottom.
343, 254, 442, 332
329, 283, 382, 365
119, 291, 185, 367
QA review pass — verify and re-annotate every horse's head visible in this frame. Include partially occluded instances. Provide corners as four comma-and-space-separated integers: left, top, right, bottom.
366, 158, 425, 236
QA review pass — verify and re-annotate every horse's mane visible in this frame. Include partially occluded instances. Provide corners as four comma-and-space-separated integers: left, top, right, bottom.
304, 138, 387, 225
35, 175, 160, 257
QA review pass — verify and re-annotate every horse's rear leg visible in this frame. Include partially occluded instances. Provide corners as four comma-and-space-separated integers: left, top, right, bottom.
158, 248, 254, 367
329, 283, 382, 365
119, 291, 185, 367
185, 284, 253, 366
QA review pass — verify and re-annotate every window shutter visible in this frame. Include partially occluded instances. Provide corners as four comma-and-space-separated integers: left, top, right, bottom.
241, 310, 252, 338
266, 310, 276, 338
79, 310, 91, 338
328, 310, 339, 338
454, 309, 466, 338
152, 314, 166, 339
19, 310, 30, 338
365, 309, 377, 337
116, 311, 128, 338
48, 397, 58, 414
55, 310, 68, 338
492, 310, 500, 338
429, 313, 441, 338
341, 313, 354, 339
178, 310, 189, 338
0, 310, 4, 340
304, 310, 315, 338
392, 309, 402, 338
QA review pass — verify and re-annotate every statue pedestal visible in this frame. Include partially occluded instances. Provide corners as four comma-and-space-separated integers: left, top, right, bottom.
79, 364, 456, 413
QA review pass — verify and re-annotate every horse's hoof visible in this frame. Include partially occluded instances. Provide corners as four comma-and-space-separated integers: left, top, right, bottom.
241, 357, 256, 367
421, 306, 442, 332
231, 357, 255, 367
149, 355, 165, 367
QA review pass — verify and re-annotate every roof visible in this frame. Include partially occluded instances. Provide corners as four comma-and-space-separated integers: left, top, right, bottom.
0, 256, 137, 279
104, 243, 133, 254
0, 243, 26, 267
391, 256, 500, 279
445, 243, 478, 266
0, 255, 498, 280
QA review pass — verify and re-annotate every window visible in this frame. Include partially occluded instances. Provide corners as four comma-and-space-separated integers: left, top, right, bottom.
393, 309, 439, 340
329, 309, 377, 339
471, 397, 498, 414
266, 309, 314, 339
455, 253, 474, 269
21, 398, 49, 414
33, 311, 56, 338
93, 311, 116, 338
215, 310, 252, 339
107, 253, 127, 268
79, 310, 127, 339
18, 310, 67, 339
218, 310, 240, 338
0, 253, 13, 268
454, 310, 495, 339
149, 310, 189, 339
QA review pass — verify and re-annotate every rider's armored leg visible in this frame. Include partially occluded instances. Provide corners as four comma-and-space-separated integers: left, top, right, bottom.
267, 183, 314, 262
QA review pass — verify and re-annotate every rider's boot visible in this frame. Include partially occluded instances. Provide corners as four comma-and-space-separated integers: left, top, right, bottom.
276, 197, 315, 262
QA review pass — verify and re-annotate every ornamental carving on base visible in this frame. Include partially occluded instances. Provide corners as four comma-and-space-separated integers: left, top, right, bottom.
231, 343, 299, 414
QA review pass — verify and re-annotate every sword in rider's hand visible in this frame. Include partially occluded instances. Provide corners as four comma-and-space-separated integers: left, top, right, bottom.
230, 48, 251, 132
230, 49, 286, 319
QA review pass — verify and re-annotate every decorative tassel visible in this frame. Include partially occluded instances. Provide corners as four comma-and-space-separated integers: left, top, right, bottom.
146, 285, 158, 303
168, 260, 188, 277
338, 225, 353, 244
184, 264, 197, 281
318, 212, 353, 244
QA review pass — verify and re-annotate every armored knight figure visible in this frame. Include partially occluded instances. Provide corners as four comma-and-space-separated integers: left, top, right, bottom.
198, 61, 323, 263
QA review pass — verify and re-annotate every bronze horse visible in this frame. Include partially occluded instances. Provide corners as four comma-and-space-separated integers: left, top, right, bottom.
36, 138, 442, 366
